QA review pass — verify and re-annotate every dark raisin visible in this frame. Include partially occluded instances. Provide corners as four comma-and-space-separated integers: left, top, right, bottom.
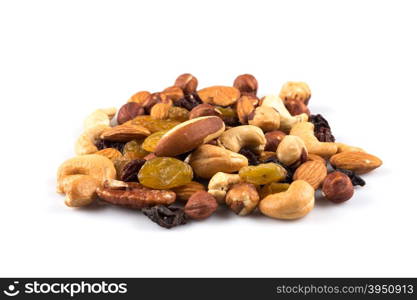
95, 139, 126, 153
309, 114, 335, 142
335, 168, 366, 187
120, 159, 146, 182
142, 205, 187, 229
239, 148, 260, 166
174, 92, 203, 111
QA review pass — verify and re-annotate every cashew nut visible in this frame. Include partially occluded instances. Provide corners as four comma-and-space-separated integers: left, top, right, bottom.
261, 95, 308, 132
75, 108, 116, 155
208, 172, 242, 203
336, 142, 365, 153
57, 154, 116, 207
290, 122, 338, 158
259, 180, 315, 220
276, 135, 308, 167
248, 106, 280, 132
218, 125, 266, 154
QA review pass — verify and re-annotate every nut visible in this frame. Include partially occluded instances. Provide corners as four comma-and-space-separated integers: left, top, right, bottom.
142, 92, 172, 113
248, 106, 280, 132
259, 180, 315, 220
128, 91, 151, 105
225, 183, 260, 216
276, 135, 308, 167
97, 180, 176, 208
236, 96, 256, 124
162, 86, 184, 102
189, 103, 221, 119
330, 151, 382, 174
100, 124, 151, 142
233, 74, 258, 96
336, 143, 365, 153
293, 160, 327, 190
259, 183, 290, 199
208, 172, 242, 203
184, 191, 218, 219
218, 125, 266, 154
321, 171, 354, 203
259, 151, 277, 162
307, 153, 327, 165
117, 102, 145, 124
150, 103, 171, 120
95, 148, 123, 162
261, 95, 308, 132
290, 122, 338, 158
279, 81, 311, 105
188, 144, 248, 179
174, 73, 198, 94
172, 181, 206, 202
155, 116, 225, 157
264, 131, 287, 152
284, 99, 310, 116
57, 154, 116, 207
198, 86, 240, 106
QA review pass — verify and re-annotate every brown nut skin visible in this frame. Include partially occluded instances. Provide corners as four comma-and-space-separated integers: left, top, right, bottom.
162, 86, 184, 102
184, 191, 218, 220
322, 171, 354, 203
236, 96, 256, 124
117, 102, 145, 124
279, 81, 311, 105
293, 160, 327, 190
225, 183, 260, 216
264, 131, 287, 152
172, 181, 206, 202
155, 116, 225, 157
174, 73, 198, 94
285, 99, 310, 116
142, 92, 172, 114
189, 104, 221, 119
233, 74, 258, 96
128, 91, 151, 105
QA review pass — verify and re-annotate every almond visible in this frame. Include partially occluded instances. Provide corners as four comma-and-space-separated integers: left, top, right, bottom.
100, 124, 151, 142
172, 181, 206, 202
236, 96, 256, 124
330, 151, 382, 174
95, 148, 122, 162
307, 153, 327, 165
293, 160, 327, 190
197, 86, 240, 106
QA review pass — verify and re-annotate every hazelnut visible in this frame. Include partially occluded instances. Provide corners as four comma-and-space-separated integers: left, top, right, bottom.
264, 131, 287, 152
142, 92, 172, 114
225, 183, 260, 216
184, 191, 218, 219
189, 104, 221, 119
322, 171, 354, 203
128, 91, 151, 105
279, 81, 311, 105
248, 106, 281, 132
162, 86, 184, 102
233, 74, 258, 96
117, 102, 145, 124
284, 99, 310, 116
174, 73, 198, 94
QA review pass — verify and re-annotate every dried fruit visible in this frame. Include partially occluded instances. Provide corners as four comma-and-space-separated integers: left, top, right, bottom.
138, 157, 193, 189
142, 130, 169, 152
119, 159, 146, 182
96, 139, 126, 153
173, 92, 203, 111
239, 163, 287, 185
261, 156, 294, 183
184, 191, 218, 219
215, 106, 239, 126
309, 114, 335, 142
238, 148, 260, 166
168, 106, 189, 122
130, 115, 180, 133
259, 182, 290, 199
123, 140, 149, 160
335, 168, 365, 187
142, 205, 187, 229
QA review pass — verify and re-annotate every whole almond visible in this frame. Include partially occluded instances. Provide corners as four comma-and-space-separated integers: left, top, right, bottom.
330, 151, 382, 174
293, 160, 327, 189
236, 96, 256, 124
172, 181, 206, 202
100, 124, 151, 142
197, 86, 240, 106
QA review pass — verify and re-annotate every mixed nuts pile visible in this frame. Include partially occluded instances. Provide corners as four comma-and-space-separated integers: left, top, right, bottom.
56, 74, 383, 228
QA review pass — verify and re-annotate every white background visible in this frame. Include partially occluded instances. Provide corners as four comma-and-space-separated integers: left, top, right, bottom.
0, 0, 416, 277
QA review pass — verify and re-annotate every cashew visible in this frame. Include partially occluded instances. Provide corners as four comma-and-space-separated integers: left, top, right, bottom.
336, 143, 365, 153
248, 106, 280, 132
259, 180, 315, 220
57, 154, 116, 207
276, 135, 308, 167
188, 144, 248, 179
75, 108, 116, 155
218, 125, 266, 154
290, 122, 338, 158
261, 95, 308, 132
208, 172, 242, 203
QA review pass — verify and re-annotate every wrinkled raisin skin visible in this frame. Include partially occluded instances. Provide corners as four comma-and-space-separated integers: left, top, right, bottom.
239, 148, 260, 166
142, 205, 187, 229
120, 159, 146, 182
95, 139, 126, 153
336, 168, 366, 187
173, 92, 203, 111
309, 114, 335, 142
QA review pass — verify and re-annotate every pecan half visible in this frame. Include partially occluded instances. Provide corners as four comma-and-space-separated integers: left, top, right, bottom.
97, 180, 176, 209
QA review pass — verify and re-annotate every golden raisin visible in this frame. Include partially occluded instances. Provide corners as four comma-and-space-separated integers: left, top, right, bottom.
239, 163, 287, 185
131, 116, 180, 133
142, 130, 169, 152
259, 182, 290, 199
123, 140, 149, 160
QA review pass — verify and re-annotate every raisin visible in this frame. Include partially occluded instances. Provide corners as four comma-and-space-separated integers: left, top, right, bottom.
142, 130, 169, 152
131, 116, 180, 133
142, 205, 187, 229
95, 139, 126, 153
123, 140, 149, 160
309, 114, 335, 142
239, 148, 260, 166
216, 106, 239, 126
120, 159, 146, 182
239, 163, 287, 185
174, 92, 203, 111
168, 106, 189, 122
259, 183, 290, 199
262, 156, 294, 183
335, 168, 366, 187
138, 157, 193, 189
